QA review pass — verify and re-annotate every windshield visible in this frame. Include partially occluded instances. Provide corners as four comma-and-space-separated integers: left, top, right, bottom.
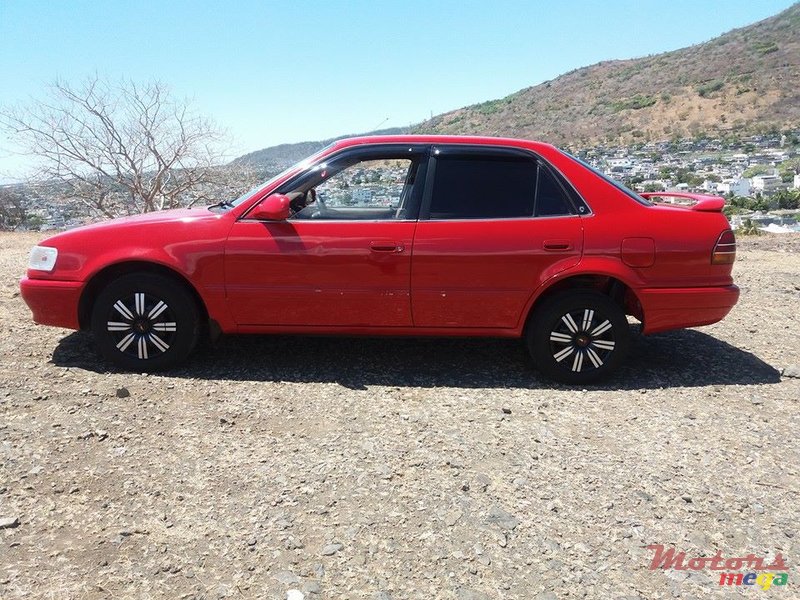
228, 146, 333, 208
565, 152, 653, 207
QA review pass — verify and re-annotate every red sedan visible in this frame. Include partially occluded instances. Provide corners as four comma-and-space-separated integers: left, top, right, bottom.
20, 135, 739, 383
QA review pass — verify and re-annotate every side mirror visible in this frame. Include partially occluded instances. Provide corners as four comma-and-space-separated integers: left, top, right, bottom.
249, 194, 290, 221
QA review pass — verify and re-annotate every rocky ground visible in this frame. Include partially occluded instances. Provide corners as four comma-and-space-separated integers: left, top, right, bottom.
1, 231, 798, 599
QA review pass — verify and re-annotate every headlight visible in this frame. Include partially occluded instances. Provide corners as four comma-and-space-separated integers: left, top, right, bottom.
28, 246, 58, 272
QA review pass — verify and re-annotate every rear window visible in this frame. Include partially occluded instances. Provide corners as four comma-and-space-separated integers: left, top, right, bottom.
566, 153, 653, 207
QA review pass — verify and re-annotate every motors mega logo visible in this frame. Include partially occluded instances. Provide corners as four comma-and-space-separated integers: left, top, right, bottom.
647, 544, 789, 591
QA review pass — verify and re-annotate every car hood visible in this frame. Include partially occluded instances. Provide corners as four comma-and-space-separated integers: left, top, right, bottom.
41, 207, 222, 243
80, 207, 217, 229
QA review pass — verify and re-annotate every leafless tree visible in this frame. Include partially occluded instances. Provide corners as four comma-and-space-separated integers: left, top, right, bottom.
0, 76, 245, 217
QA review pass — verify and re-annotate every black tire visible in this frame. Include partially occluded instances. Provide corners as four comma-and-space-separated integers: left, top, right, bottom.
526, 291, 630, 384
90, 273, 199, 371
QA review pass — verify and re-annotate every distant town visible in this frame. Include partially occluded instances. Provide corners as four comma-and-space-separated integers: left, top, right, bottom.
3, 130, 799, 233
577, 130, 800, 233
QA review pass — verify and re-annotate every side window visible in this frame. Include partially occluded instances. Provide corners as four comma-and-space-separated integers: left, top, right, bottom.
429, 156, 537, 219
291, 157, 419, 220
535, 167, 573, 217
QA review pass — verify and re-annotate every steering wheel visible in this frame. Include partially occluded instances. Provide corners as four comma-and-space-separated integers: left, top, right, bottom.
309, 187, 328, 218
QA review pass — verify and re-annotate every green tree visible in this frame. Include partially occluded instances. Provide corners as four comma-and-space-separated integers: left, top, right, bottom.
774, 189, 800, 210
672, 168, 704, 186
658, 166, 676, 179
738, 218, 762, 236
742, 165, 771, 178
25, 214, 44, 230
777, 158, 800, 182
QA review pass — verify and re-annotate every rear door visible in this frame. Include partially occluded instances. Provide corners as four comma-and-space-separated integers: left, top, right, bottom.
410, 146, 584, 329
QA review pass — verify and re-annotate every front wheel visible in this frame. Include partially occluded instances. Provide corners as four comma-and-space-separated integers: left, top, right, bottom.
90, 273, 199, 371
526, 291, 630, 384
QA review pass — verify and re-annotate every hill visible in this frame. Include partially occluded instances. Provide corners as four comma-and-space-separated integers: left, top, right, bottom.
234, 126, 409, 168
416, 3, 800, 147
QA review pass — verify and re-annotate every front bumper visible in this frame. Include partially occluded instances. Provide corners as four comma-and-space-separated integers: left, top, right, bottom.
638, 285, 740, 334
19, 277, 83, 330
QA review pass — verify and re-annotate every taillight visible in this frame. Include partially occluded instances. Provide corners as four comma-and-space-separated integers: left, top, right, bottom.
712, 230, 736, 265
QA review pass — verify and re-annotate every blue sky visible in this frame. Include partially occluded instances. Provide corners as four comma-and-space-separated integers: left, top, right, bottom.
0, 0, 795, 179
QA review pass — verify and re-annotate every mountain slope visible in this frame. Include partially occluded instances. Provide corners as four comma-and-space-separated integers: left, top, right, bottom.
416, 4, 800, 147
236, 4, 800, 166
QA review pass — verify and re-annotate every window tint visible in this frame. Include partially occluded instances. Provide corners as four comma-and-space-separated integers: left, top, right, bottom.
429, 156, 537, 219
535, 167, 572, 216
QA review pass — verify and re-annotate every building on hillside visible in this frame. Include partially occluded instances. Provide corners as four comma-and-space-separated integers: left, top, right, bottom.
730, 212, 800, 231
794, 174, 800, 189
668, 183, 690, 193
717, 178, 752, 196
700, 180, 719, 193
638, 179, 667, 192
729, 154, 750, 167
751, 174, 783, 195
606, 158, 634, 177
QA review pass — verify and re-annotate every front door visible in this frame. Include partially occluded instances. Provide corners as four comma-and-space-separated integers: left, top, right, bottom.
225, 146, 427, 327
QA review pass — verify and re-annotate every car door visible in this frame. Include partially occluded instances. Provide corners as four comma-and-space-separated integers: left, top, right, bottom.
224, 145, 428, 327
410, 146, 584, 329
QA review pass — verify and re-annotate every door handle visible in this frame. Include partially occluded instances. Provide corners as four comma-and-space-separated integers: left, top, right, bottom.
370, 241, 405, 253
543, 239, 573, 251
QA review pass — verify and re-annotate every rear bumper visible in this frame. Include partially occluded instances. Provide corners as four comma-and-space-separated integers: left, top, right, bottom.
19, 277, 83, 330
639, 285, 739, 334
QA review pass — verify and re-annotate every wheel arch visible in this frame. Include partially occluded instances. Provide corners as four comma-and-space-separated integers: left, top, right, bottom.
522, 271, 644, 335
78, 260, 210, 331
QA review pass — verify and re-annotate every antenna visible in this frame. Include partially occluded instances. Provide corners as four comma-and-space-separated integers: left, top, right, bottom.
372, 117, 389, 131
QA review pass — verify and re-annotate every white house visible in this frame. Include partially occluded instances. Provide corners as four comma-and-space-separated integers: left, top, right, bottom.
751, 175, 783, 195
717, 178, 751, 196
639, 179, 667, 192
794, 173, 800, 190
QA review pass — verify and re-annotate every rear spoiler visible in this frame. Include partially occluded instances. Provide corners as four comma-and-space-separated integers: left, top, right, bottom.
640, 192, 725, 212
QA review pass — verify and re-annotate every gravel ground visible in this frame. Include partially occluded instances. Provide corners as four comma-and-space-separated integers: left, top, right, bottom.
1, 231, 798, 599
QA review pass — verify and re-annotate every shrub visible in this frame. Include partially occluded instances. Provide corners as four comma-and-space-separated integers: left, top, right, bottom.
753, 41, 778, 55
610, 95, 657, 112
738, 218, 762, 235
697, 80, 725, 97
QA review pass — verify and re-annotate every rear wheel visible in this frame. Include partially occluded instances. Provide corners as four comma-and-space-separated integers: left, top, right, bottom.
527, 291, 630, 384
90, 273, 199, 371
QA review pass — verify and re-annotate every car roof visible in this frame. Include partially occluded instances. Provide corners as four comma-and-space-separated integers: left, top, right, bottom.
330, 134, 559, 154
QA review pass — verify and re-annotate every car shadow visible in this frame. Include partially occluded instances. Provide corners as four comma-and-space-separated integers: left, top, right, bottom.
50, 328, 781, 390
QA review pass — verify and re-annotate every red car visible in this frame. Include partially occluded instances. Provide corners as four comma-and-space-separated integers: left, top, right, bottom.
20, 135, 739, 383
